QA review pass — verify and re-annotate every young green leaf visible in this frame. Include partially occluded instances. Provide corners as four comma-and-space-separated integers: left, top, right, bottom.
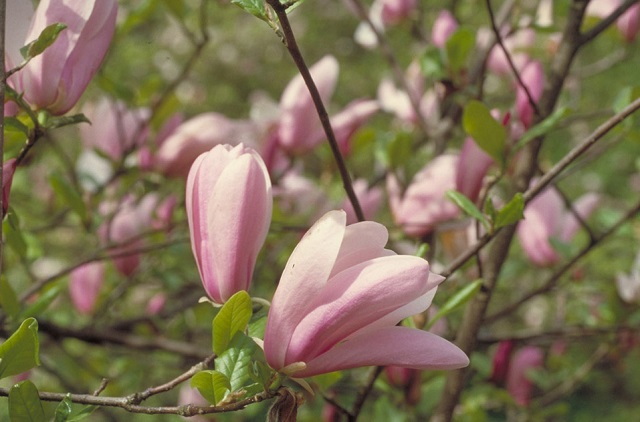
49, 173, 87, 223
446, 190, 489, 230
54, 396, 73, 422
45, 113, 91, 130
0, 277, 21, 320
231, 0, 268, 22
445, 28, 475, 74
212, 291, 252, 355
21, 285, 62, 319
494, 193, 525, 229
426, 279, 483, 330
4, 212, 28, 258
215, 333, 257, 393
515, 107, 570, 150
9, 380, 45, 422
20, 23, 67, 60
191, 370, 231, 405
0, 318, 41, 379
462, 100, 506, 164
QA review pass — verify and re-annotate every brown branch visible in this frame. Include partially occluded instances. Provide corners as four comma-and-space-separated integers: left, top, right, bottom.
478, 324, 640, 344
579, 0, 640, 46
485, 0, 541, 117
264, 0, 364, 222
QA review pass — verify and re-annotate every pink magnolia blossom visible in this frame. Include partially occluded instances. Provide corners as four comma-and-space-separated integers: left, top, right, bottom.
2, 158, 17, 215
99, 194, 163, 276
354, 0, 417, 48
7, 0, 117, 115
263, 210, 468, 378
278, 56, 339, 153
387, 155, 460, 237
517, 185, 599, 267
506, 346, 544, 407
69, 261, 105, 314
343, 179, 383, 225
139, 112, 185, 171
486, 28, 535, 75
618, 3, 640, 42
146, 293, 166, 315
80, 98, 150, 161
155, 113, 258, 178
186, 144, 272, 304
328, 99, 380, 155
489, 340, 515, 385
273, 169, 330, 221
379, 0, 417, 25
515, 60, 544, 129
616, 251, 640, 303
456, 137, 494, 201
432, 10, 459, 48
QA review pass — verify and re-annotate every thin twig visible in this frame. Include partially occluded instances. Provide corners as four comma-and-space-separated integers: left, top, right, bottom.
579, 0, 640, 47
264, 0, 365, 222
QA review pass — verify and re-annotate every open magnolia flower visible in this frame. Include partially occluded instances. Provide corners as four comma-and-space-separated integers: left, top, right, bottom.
263, 210, 469, 378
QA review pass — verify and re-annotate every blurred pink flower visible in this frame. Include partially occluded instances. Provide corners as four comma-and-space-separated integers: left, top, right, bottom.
155, 113, 258, 178
456, 137, 494, 202
69, 261, 105, 314
177, 385, 211, 422
432, 10, 459, 48
489, 340, 515, 385
354, 0, 417, 48
506, 346, 544, 407
486, 28, 535, 75
80, 98, 150, 161
146, 293, 166, 315
278, 56, 339, 153
138, 112, 185, 171
517, 185, 599, 266
343, 179, 383, 225
618, 3, 640, 42
263, 210, 468, 378
273, 169, 330, 220
99, 194, 163, 276
387, 155, 460, 237
329, 99, 380, 155
616, 251, 640, 303
515, 60, 544, 129
186, 144, 272, 304
2, 158, 17, 215
380, 0, 417, 25
6, 0, 117, 115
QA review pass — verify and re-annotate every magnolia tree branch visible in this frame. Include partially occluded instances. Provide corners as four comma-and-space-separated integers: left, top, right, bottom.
579, 0, 640, 46
431, 2, 592, 420
478, 324, 640, 344
0, 0, 6, 276
264, 0, 365, 222
485, 198, 640, 324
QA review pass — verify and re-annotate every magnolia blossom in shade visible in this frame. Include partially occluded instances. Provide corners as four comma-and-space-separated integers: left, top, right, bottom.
80, 98, 150, 161
489, 340, 515, 385
278, 56, 339, 153
155, 113, 258, 178
99, 194, 166, 276
431, 10, 458, 48
506, 346, 544, 407
6, 0, 117, 115
263, 210, 469, 378
273, 169, 330, 221
387, 155, 460, 237
69, 261, 105, 314
456, 137, 494, 202
138, 112, 185, 171
342, 179, 383, 225
146, 293, 166, 315
2, 159, 17, 215
617, 3, 640, 42
186, 144, 272, 304
515, 60, 544, 129
616, 251, 640, 303
517, 185, 599, 267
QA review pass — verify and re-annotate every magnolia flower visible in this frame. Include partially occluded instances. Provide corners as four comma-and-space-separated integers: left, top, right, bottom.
515, 60, 544, 129
69, 261, 105, 314
506, 346, 544, 407
2, 158, 17, 215
6, 0, 117, 115
616, 251, 640, 303
432, 10, 459, 48
489, 340, 515, 385
278, 56, 339, 153
354, 0, 417, 48
155, 113, 258, 178
617, 3, 640, 42
273, 169, 330, 221
328, 99, 380, 155
80, 98, 150, 161
263, 210, 468, 378
517, 186, 599, 266
186, 144, 272, 304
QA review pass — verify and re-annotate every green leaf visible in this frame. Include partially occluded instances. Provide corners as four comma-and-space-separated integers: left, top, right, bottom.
9, 380, 45, 422
191, 370, 231, 405
446, 190, 489, 229
445, 27, 475, 74
0, 318, 40, 379
0, 277, 21, 320
161, 0, 186, 18
54, 396, 73, 422
21, 285, 62, 319
4, 117, 30, 135
515, 106, 571, 149
231, 0, 268, 22
420, 46, 446, 80
494, 193, 525, 229
462, 100, 506, 163
212, 291, 252, 355
216, 333, 257, 392
426, 280, 483, 330
247, 315, 267, 339
20, 23, 67, 60
49, 173, 87, 223
3, 211, 28, 258
45, 113, 91, 130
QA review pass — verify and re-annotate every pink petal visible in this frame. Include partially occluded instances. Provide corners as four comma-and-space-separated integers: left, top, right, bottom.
264, 210, 346, 369
329, 220, 394, 278
296, 326, 469, 377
